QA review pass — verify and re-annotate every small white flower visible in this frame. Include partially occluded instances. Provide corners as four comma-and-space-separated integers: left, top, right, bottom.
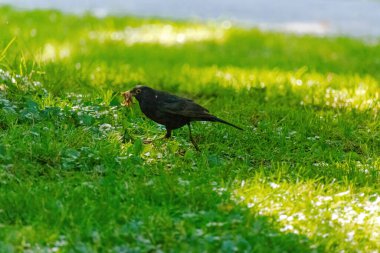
335, 190, 350, 197
269, 182, 280, 189
346, 231, 355, 242
178, 178, 190, 186
99, 123, 113, 132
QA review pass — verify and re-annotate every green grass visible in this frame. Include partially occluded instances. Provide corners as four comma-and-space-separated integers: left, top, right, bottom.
0, 5, 380, 252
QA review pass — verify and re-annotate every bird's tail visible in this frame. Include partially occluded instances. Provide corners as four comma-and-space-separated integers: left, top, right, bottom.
212, 117, 243, 130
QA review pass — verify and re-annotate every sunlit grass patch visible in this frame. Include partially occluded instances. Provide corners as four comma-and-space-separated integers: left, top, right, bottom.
88, 23, 227, 46
233, 179, 380, 252
39, 42, 72, 62
174, 66, 380, 111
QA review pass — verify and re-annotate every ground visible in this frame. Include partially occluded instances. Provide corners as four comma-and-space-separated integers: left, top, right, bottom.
0, 6, 379, 252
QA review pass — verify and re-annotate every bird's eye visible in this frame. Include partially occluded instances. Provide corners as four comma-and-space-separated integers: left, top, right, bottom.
136, 88, 141, 94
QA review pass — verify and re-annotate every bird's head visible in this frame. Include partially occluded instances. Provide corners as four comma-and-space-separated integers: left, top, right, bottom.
122, 85, 153, 106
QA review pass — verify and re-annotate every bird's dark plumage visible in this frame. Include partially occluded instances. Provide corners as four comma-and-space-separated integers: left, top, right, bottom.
122, 85, 242, 149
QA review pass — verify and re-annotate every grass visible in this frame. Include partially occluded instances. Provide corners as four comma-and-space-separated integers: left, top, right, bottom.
0, 5, 380, 252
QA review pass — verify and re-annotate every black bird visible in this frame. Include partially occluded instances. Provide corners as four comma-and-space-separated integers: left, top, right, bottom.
122, 85, 243, 150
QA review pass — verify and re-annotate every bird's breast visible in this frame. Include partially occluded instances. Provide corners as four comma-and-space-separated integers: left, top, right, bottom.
139, 101, 164, 123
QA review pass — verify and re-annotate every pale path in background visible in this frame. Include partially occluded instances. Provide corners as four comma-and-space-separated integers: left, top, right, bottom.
1, 0, 380, 37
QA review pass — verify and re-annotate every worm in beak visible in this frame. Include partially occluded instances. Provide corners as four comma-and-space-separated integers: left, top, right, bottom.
121, 91, 133, 106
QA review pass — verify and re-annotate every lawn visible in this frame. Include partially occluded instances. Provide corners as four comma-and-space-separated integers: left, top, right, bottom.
0, 6, 379, 252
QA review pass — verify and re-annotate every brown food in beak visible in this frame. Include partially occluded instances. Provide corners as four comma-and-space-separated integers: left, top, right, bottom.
122, 91, 133, 106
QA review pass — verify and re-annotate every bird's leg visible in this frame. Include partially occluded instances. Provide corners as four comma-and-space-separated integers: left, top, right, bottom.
187, 123, 200, 151
165, 128, 172, 138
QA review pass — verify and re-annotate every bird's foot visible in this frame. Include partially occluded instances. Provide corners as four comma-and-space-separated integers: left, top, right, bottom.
162, 134, 171, 139
190, 137, 200, 151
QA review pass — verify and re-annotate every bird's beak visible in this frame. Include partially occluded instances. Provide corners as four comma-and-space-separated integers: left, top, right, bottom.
121, 90, 134, 106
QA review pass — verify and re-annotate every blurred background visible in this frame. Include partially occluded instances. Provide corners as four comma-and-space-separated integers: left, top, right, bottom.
1, 2, 380, 252
1, 0, 380, 37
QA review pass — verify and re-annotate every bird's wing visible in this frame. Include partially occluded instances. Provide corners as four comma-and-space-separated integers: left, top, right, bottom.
159, 96, 212, 118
